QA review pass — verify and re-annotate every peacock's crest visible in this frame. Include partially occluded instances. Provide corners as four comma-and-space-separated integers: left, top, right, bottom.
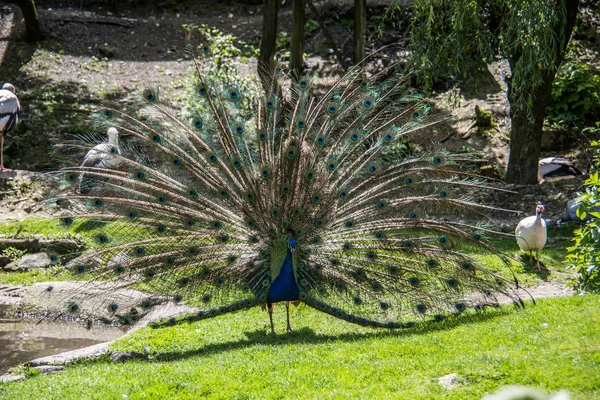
48, 45, 524, 331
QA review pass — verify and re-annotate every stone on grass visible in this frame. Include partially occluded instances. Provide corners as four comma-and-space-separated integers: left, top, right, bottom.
438, 373, 460, 389
3, 253, 52, 272
110, 351, 148, 363
33, 365, 66, 374
0, 374, 25, 383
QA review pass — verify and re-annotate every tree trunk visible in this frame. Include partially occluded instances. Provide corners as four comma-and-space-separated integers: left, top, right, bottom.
354, 0, 366, 65
17, 0, 44, 42
290, 0, 305, 74
505, 0, 579, 184
259, 0, 280, 88
505, 78, 553, 184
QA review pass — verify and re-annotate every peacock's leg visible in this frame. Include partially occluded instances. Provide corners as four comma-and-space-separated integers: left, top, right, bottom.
535, 249, 542, 270
529, 250, 533, 264
267, 303, 275, 334
286, 302, 293, 333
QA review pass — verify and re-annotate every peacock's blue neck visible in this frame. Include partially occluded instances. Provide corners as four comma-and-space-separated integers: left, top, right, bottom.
268, 250, 299, 303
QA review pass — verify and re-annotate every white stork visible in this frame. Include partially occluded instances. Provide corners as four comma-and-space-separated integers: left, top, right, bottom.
0, 83, 22, 171
538, 157, 582, 183
78, 127, 121, 193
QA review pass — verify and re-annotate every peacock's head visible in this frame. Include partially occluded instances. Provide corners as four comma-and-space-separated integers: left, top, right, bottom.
536, 202, 545, 215
288, 238, 297, 253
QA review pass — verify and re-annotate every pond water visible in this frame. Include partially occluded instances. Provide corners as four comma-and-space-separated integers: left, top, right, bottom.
0, 304, 128, 375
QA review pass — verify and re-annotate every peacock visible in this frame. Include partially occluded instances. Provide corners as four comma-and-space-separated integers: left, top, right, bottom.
48, 47, 525, 334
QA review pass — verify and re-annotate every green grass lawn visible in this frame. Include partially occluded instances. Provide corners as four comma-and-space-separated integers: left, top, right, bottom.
0, 218, 579, 287
1, 294, 599, 399
1, 219, 593, 399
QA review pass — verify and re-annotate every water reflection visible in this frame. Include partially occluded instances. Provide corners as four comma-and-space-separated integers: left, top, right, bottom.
0, 304, 128, 375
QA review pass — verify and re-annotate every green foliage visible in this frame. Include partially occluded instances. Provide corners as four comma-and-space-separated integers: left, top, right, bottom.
1, 247, 26, 261
408, 0, 492, 91
1, 295, 599, 399
569, 131, 600, 292
408, 0, 576, 116
546, 61, 600, 127
305, 19, 320, 35
275, 31, 291, 50
8, 365, 41, 378
181, 24, 260, 120
499, 0, 572, 113
0, 266, 70, 285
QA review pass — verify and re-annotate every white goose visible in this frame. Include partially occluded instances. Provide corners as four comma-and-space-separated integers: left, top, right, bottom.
515, 202, 547, 270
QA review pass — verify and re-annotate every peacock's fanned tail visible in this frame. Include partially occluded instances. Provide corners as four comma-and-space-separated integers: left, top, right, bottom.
49, 51, 524, 329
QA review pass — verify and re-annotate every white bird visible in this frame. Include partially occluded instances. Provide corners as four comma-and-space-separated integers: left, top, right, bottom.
557, 197, 600, 225
78, 127, 121, 193
538, 157, 582, 183
0, 83, 22, 171
515, 202, 547, 270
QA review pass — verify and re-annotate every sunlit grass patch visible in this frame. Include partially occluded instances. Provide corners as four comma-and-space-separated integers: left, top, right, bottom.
1, 295, 598, 399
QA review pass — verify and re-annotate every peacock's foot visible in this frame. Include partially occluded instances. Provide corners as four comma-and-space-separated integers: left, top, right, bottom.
535, 262, 543, 271
286, 326, 293, 333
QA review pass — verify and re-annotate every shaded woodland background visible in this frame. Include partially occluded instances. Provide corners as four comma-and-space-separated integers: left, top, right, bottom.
1, 0, 598, 179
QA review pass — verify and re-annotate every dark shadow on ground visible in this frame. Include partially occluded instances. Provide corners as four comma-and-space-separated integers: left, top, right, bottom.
148, 307, 515, 363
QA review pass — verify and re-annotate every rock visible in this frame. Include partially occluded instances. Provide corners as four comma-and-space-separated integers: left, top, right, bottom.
438, 373, 460, 389
110, 351, 148, 363
0, 374, 25, 383
29, 342, 110, 366
0, 255, 10, 268
99, 46, 115, 59
0, 284, 25, 305
3, 253, 52, 272
33, 365, 66, 374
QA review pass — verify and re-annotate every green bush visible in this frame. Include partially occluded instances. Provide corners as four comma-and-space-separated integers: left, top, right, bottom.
546, 61, 600, 127
408, 0, 492, 91
568, 128, 600, 292
181, 24, 260, 122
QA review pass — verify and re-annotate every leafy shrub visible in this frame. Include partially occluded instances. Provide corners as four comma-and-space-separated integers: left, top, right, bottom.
181, 24, 260, 121
546, 61, 600, 127
568, 126, 600, 292
408, 0, 492, 91
2, 247, 26, 261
